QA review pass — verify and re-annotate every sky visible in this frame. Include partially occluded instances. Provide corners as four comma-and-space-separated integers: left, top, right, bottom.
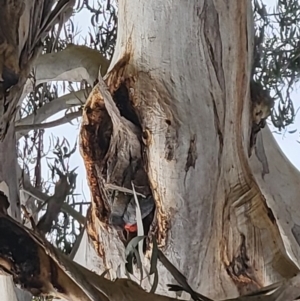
40, 0, 300, 218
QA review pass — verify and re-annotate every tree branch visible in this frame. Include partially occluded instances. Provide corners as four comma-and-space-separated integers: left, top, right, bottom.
15, 110, 82, 133
0, 213, 184, 301
16, 88, 86, 136
36, 173, 72, 234
1, 212, 300, 301
21, 178, 85, 226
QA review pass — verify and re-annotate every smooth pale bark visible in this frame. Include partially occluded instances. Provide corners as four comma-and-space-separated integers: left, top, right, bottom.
0, 276, 18, 301
0, 276, 32, 301
250, 129, 300, 266
0, 125, 20, 220
78, 0, 300, 300
1, 0, 300, 300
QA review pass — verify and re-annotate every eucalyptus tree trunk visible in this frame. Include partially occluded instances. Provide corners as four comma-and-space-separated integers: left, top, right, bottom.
78, 0, 300, 299
1, 0, 300, 301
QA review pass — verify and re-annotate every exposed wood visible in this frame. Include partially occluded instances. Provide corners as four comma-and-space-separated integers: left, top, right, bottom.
1, 0, 300, 301
79, 74, 154, 246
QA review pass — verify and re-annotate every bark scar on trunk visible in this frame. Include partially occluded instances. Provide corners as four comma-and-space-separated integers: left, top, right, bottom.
225, 234, 261, 295
185, 134, 197, 173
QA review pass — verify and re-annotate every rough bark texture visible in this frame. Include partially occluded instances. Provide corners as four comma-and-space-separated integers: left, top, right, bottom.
78, 0, 300, 300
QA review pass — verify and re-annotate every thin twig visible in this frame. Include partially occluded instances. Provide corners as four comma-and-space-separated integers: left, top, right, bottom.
104, 183, 146, 198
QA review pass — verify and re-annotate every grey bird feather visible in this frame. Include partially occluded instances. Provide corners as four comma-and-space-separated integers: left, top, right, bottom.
109, 193, 155, 229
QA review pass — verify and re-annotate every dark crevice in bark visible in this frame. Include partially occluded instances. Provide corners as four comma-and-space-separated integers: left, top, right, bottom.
113, 83, 140, 128
211, 93, 224, 148
0, 218, 42, 293
292, 224, 300, 247
211, 92, 224, 177
266, 206, 276, 224
109, 81, 156, 245
164, 123, 177, 161
185, 134, 197, 173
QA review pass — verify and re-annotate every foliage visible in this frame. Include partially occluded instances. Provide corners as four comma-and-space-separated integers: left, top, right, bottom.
44, 136, 80, 254
76, 0, 118, 59
253, 0, 300, 130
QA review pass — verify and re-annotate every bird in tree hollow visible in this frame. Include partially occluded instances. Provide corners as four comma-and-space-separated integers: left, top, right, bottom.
109, 192, 155, 233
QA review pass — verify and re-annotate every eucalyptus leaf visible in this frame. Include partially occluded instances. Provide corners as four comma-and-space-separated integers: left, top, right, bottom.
150, 269, 159, 294
131, 182, 144, 263
150, 235, 158, 275
133, 247, 143, 284
99, 269, 109, 278
125, 252, 133, 275
125, 235, 146, 258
